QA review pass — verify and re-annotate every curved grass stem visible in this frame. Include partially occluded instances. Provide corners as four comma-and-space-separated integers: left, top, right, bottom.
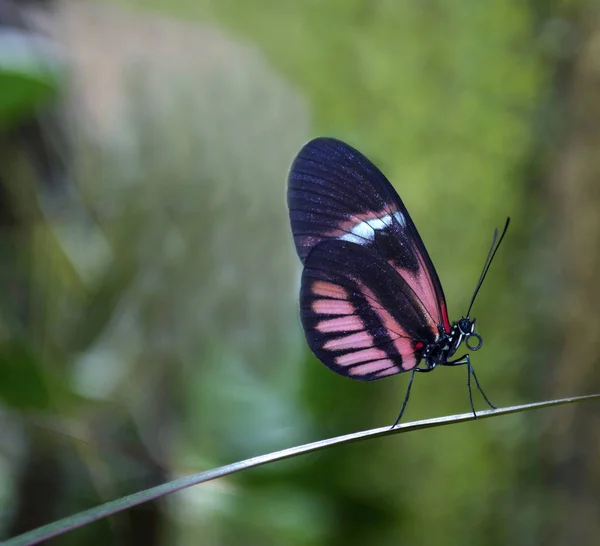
6, 393, 600, 546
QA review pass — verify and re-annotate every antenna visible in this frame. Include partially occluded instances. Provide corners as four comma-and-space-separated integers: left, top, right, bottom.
466, 217, 510, 318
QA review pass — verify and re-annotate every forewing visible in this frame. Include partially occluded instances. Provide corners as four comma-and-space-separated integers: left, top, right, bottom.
300, 240, 439, 381
288, 137, 450, 332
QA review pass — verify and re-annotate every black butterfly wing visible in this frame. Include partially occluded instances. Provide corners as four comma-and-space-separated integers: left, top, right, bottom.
301, 240, 439, 381
288, 137, 451, 333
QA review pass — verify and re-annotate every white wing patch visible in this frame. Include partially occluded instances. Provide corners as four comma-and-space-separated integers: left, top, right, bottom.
340, 211, 406, 245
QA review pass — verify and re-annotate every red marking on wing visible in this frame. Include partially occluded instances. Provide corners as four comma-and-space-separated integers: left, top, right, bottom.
440, 301, 451, 332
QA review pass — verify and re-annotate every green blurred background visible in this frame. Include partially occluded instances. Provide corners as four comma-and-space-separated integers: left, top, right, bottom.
1, 0, 599, 544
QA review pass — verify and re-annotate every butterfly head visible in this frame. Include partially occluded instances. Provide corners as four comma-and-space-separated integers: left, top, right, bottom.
457, 317, 483, 351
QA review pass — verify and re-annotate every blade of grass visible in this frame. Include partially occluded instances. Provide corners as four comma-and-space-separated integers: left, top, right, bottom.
6, 393, 600, 546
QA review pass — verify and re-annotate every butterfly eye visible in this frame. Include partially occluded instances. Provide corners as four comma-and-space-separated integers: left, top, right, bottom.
458, 318, 473, 334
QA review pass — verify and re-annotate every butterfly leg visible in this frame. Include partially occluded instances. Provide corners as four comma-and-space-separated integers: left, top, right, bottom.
390, 366, 435, 429
468, 358, 496, 410
445, 355, 477, 417
467, 360, 476, 418
391, 369, 416, 429
445, 354, 496, 415
441, 355, 483, 417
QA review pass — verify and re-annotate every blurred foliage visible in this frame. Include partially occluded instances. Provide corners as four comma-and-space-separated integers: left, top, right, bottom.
1, 0, 599, 545
0, 28, 61, 127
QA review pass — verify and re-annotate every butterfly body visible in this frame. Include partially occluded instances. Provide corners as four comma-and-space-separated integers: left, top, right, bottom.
426, 317, 483, 367
288, 137, 506, 425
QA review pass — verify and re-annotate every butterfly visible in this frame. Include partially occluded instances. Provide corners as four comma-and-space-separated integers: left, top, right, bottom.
287, 137, 509, 427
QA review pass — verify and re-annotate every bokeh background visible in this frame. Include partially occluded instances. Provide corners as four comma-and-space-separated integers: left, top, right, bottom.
1, 0, 599, 544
